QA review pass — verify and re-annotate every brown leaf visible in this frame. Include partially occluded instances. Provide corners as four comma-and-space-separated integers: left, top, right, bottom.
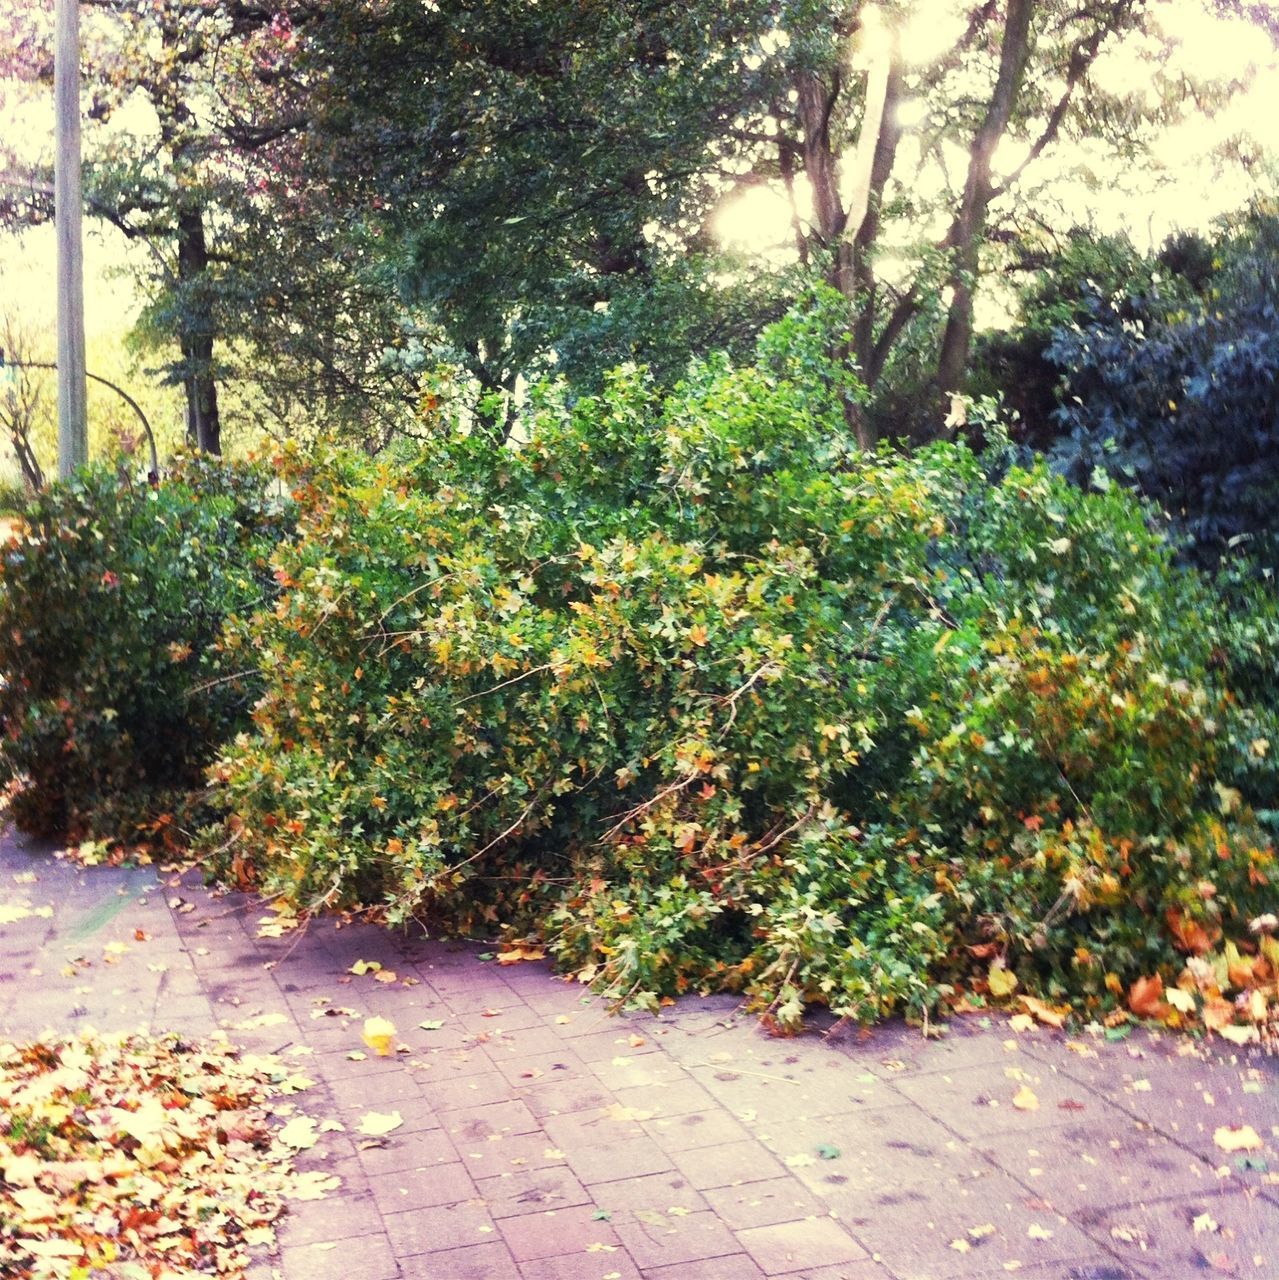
1127, 975, 1168, 1020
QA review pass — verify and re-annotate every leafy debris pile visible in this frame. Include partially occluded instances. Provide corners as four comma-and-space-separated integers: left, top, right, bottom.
0, 1030, 331, 1279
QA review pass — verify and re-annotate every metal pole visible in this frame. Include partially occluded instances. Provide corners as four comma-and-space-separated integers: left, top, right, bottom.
55, 0, 88, 478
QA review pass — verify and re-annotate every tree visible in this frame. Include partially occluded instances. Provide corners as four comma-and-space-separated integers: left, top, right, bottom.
1046, 207, 1279, 570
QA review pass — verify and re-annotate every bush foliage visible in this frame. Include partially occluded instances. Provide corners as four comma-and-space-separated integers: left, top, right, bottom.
209, 304, 1279, 1032
0, 456, 289, 848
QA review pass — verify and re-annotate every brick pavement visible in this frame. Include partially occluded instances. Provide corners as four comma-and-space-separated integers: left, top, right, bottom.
1, 825, 1276, 1280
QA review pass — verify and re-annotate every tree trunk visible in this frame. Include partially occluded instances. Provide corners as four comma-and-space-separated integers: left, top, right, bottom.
176, 205, 221, 454
934, 0, 1035, 406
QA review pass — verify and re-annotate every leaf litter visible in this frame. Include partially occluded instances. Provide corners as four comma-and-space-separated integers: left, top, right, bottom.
0, 1029, 340, 1279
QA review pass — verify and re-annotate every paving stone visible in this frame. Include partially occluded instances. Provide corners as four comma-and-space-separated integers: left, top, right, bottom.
277, 1192, 383, 1247
612, 1207, 744, 1270
477, 1162, 595, 1219
355, 1127, 459, 1176
442, 1098, 542, 1142
836, 1169, 1103, 1279
736, 1217, 869, 1275
976, 1119, 1219, 1213
702, 1179, 828, 1231
518, 1252, 643, 1280
585, 1171, 708, 1217
498, 1203, 624, 1261
394, 1240, 518, 1278
1075, 1185, 1279, 1277
892, 1058, 1120, 1139
670, 1140, 789, 1191
279, 1234, 400, 1280
643, 1107, 752, 1153
383, 1199, 497, 1256
640, 1254, 768, 1280
366, 1161, 477, 1212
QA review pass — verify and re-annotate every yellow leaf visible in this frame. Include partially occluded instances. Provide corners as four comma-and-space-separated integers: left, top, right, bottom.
988, 961, 1018, 999
1012, 1086, 1039, 1111
1213, 1125, 1263, 1152
356, 1110, 404, 1137
362, 1016, 397, 1057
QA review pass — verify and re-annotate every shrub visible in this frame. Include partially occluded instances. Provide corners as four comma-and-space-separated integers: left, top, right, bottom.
209, 308, 1278, 1032
0, 455, 289, 848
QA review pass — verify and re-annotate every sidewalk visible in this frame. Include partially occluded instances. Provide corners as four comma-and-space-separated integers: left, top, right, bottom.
1, 825, 1275, 1280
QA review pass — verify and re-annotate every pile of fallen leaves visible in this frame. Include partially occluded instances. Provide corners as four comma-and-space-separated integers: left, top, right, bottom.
0, 1030, 334, 1279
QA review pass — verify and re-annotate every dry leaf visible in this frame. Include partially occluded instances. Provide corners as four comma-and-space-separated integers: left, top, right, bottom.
1012, 1086, 1040, 1111
356, 1110, 404, 1137
1214, 1126, 1263, 1152
1127, 974, 1167, 1020
362, 1016, 397, 1056
988, 961, 1018, 999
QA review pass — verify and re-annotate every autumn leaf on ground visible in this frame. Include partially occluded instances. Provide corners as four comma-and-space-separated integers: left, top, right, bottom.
1020, 995, 1067, 1028
497, 943, 545, 965
1214, 1126, 1263, 1152
1128, 974, 1169, 1020
362, 1016, 397, 1056
988, 961, 1018, 999
356, 1110, 404, 1137
419, 1019, 445, 1031
278, 1115, 320, 1149
0, 1030, 325, 1279
349, 959, 382, 975
1012, 1086, 1039, 1111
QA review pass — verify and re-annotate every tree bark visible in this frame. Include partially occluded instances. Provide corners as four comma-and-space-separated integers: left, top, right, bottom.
176, 205, 221, 454
934, 0, 1035, 406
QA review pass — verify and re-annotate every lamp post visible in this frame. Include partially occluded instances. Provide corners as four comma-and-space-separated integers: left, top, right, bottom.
55, 0, 88, 478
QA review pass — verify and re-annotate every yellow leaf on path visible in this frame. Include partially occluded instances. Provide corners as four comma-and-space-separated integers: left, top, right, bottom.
1027, 1224, 1053, 1240
1012, 1086, 1039, 1111
349, 960, 382, 975
1020, 995, 1067, 1028
278, 1116, 319, 1149
1193, 1213, 1220, 1235
1218, 1024, 1260, 1046
497, 944, 545, 965
289, 1172, 343, 1201
1214, 1125, 1263, 1152
988, 961, 1018, 999
373, 969, 399, 983
362, 1016, 397, 1056
1008, 1014, 1035, 1033
357, 1110, 404, 1137
949, 1239, 972, 1253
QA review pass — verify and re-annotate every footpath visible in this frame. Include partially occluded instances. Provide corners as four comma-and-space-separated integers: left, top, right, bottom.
1, 826, 1275, 1280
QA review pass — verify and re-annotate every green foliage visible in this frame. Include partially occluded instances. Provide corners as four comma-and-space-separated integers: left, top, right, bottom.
209, 312, 1277, 1029
0, 455, 289, 846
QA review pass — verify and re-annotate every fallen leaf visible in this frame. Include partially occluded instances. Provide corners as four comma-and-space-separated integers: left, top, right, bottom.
278, 1115, 319, 1149
373, 969, 399, 984
1194, 1212, 1220, 1235
356, 1110, 404, 1137
419, 1019, 445, 1031
816, 1143, 841, 1160
1027, 1224, 1053, 1240
1128, 974, 1167, 1020
988, 961, 1018, 999
1012, 1086, 1040, 1111
362, 1016, 397, 1056
1214, 1126, 1263, 1153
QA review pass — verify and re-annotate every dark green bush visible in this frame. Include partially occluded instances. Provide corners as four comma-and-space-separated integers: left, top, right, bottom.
0, 455, 289, 848
208, 306, 1278, 1031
